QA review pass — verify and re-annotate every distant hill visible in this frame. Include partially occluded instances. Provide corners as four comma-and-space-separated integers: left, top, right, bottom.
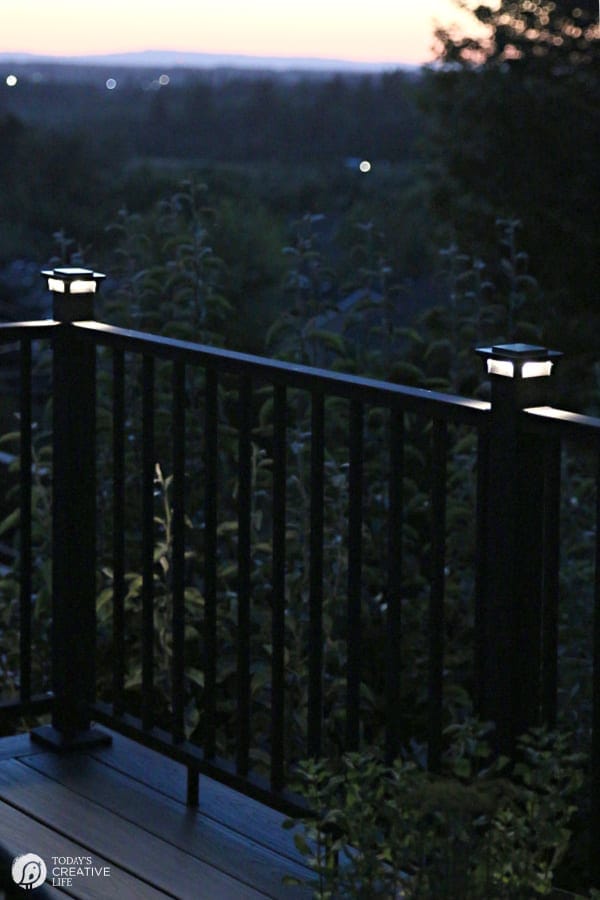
0, 49, 417, 74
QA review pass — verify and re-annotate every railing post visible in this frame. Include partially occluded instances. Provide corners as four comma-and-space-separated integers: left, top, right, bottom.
475, 343, 562, 753
32, 268, 110, 750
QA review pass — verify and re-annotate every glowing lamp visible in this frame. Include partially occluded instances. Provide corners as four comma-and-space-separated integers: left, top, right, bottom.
476, 344, 561, 380
41, 267, 105, 321
476, 343, 562, 409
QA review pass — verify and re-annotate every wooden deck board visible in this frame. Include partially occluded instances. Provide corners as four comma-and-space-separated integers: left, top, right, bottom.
23, 753, 310, 898
0, 731, 312, 899
88, 733, 306, 866
0, 733, 47, 762
0, 800, 170, 899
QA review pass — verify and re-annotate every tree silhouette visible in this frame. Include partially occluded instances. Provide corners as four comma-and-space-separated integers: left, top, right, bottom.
420, 0, 599, 332
435, 0, 598, 71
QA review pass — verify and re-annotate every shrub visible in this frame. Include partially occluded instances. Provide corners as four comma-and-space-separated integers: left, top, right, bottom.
284, 722, 585, 898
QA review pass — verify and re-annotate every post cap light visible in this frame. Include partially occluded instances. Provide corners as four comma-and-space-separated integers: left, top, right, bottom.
41, 266, 105, 321
41, 267, 106, 295
476, 343, 562, 380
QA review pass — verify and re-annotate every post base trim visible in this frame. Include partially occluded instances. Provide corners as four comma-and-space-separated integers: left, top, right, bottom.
30, 724, 112, 752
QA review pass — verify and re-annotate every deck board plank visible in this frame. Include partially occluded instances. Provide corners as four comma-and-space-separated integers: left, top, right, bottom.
0, 799, 170, 899
0, 759, 270, 899
22, 753, 310, 898
88, 733, 306, 866
0, 733, 47, 761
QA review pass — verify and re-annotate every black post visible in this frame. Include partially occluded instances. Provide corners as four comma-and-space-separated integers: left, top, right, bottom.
476, 344, 561, 753
32, 268, 110, 750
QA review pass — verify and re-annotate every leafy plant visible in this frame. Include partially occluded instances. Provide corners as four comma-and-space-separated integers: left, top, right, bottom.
284, 722, 585, 898
105, 179, 231, 344
0, 414, 53, 691
0, 171, 597, 892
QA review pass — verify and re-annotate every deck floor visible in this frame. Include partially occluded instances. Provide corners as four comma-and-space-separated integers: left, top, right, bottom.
0, 729, 312, 899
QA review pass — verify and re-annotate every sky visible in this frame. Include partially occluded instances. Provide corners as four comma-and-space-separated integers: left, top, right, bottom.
1, 0, 483, 67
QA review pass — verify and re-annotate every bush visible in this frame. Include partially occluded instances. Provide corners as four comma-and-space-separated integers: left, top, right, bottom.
284, 722, 585, 898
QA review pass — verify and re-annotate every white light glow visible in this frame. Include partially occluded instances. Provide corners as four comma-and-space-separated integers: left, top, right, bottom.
487, 358, 553, 378
105, 77, 117, 90
158, 74, 170, 85
359, 160, 371, 173
47, 277, 97, 294
487, 359, 514, 378
68, 280, 97, 294
6, 74, 18, 87
522, 360, 553, 378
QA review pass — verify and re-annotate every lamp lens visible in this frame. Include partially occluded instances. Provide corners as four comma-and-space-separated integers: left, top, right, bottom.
487, 359, 514, 378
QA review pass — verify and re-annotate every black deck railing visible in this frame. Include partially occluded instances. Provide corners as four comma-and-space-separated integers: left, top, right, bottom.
0, 277, 600, 883
74, 320, 488, 782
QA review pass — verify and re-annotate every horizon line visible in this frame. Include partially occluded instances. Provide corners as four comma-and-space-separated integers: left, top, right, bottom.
0, 48, 426, 71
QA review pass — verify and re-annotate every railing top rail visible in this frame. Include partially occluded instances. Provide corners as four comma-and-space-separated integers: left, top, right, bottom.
524, 405, 600, 443
0, 320, 58, 342
74, 320, 491, 424
5, 318, 600, 441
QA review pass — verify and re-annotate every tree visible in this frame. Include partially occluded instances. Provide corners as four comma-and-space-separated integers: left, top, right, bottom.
435, 0, 598, 71
420, 0, 599, 362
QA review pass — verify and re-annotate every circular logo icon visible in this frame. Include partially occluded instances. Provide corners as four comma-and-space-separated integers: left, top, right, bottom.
11, 854, 47, 891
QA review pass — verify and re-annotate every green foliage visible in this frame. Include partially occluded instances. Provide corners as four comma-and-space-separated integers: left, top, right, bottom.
107, 199, 581, 776
0, 420, 53, 702
0, 109, 598, 890
105, 179, 231, 343
1, 68, 422, 169
435, 0, 598, 71
0, 67, 423, 268
408, 219, 543, 395
284, 723, 585, 898
0, 111, 131, 264
267, 213, 339, 365
420, 0, 599, 375
96, 463, 204, 735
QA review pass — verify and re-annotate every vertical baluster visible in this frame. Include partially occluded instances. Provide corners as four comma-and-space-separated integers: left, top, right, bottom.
204, 368, 218, 759
271, 384, 287, 791
237, 376, 253, 776
474, 428, 489, 718
541, 437, 561, 727
187, 768, 199, 809
19, 338, 32, 705
141, 355, 155, 731
386, 408, 404, 763
591, 446, 600, 888
308, 392, 324, 758
346, 399, 364, 751
428, 418, 447, 772
171, 361, 186, 743
112, 349, 126, 716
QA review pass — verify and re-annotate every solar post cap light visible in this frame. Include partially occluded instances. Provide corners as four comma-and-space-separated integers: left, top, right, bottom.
475, 343, 562, 380
41, 266, 106, 321
31, 263, 112, 752
476, 342, 563, 410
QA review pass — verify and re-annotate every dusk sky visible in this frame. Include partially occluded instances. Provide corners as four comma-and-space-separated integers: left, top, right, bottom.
1, 1, 483, 66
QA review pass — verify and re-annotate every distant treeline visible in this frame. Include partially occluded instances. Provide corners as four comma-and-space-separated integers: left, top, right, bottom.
0, 68, 422, 163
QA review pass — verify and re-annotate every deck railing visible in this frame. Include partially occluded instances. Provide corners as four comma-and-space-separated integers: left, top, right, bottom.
0, 271, 599, 881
